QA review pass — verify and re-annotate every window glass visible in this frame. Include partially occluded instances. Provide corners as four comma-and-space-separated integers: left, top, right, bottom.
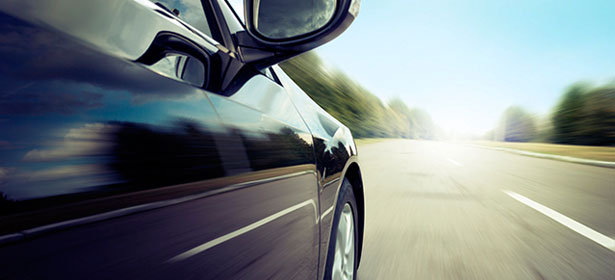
148, 54, 183, 80
218, 0, 244, 33
181, 56, 206, 86
152, 0, 213, 37
147, 54, 206, 87
226, 0, 245, 24
264, 67, 276, 81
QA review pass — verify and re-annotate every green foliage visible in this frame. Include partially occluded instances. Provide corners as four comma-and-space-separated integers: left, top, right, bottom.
551, 82, 615, 146
551, 83, 589, 144
532, 115, 554, 143
281, 51, 614, 146
388, 98, 417, 138
495, 106, 537, 142
280, 51, 437, 139
489, 81, 614, 146
410, 108, 437, 140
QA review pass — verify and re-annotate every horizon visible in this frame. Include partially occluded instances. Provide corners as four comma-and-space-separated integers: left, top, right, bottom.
316, 0, 615, 135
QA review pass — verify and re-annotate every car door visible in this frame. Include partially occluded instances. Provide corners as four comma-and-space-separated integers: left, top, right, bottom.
185, 2, 321, 279
202, 73, 320, 279
0, 0, 318, 279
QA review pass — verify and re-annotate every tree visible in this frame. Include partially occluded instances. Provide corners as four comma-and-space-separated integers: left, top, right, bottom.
496, 106, 537, 142
410, 109, 437, 140
280, 51, 437, 139
551, 83, 589, 144
388, 98, 416, 138
574, 85, 615, 145
551, 82, 615, 146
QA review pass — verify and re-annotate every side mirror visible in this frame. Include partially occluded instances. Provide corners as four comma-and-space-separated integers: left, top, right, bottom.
237, 0, 360, 68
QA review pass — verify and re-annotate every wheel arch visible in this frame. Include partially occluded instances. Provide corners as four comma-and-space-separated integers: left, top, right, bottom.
341, 158, 365, 266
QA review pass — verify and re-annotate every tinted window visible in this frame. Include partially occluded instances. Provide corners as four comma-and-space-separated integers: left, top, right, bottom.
152, 0, 213, 37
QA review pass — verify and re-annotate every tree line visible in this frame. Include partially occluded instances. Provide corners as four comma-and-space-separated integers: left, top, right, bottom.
280, 51, 439, 139
281, 51, 613, 146
487, 82, 615, 146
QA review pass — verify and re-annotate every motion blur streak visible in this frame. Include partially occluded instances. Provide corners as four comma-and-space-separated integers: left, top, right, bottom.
356, 140, 614, 280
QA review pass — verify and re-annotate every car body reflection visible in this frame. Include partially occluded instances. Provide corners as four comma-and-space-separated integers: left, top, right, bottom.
0, 2, 362, 279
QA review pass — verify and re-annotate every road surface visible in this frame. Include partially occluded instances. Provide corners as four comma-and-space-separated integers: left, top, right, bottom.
1, 139, 612, 279
356, 139, 614, 280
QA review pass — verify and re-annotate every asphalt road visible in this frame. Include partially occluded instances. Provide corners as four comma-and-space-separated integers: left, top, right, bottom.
1, 139, 612, 279
356, 139, 614, 280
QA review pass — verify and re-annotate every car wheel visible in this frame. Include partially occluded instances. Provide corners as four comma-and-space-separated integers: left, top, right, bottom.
325, 178, 358, 280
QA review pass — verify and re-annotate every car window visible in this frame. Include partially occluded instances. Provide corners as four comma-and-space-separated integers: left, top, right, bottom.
264, 67, 278, 82
225, 0, 245, 24
218, 0, 244, 33
148, 53, 207, 87
151, 0, 213, 37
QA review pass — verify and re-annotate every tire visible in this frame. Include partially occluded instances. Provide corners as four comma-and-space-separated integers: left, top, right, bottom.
324, 178, 359, 280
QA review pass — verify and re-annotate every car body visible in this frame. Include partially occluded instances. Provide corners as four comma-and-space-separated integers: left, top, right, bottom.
0, 0, 364, 279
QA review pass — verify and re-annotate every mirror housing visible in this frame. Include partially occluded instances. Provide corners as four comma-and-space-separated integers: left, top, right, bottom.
236, 0, 360, 69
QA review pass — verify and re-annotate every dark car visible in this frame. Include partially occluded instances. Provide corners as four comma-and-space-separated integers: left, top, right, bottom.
0, 0, 364, 279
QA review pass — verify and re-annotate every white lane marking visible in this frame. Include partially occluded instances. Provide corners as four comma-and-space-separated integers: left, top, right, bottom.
447, 158, 463, 167
167, 199, 317, 263
504, 191, 615, 252
320, 205, 335, 221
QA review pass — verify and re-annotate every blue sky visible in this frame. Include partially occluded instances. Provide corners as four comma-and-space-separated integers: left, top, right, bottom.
316, 0, 615, 134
